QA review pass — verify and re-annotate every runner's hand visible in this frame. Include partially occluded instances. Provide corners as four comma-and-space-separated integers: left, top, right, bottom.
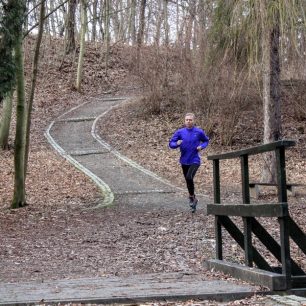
177, 140, 183, 145
197, 146, 202, 151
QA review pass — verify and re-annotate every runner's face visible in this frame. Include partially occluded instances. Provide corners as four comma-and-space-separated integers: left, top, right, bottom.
185, 115, 194, 128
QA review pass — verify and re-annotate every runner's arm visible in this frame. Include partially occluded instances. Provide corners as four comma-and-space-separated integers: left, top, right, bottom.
169, 130, 181, 149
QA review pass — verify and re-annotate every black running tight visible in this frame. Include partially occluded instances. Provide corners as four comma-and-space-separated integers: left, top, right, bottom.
181, 164, 200, 196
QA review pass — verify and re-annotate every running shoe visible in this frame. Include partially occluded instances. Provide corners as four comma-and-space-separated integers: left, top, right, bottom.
190, 197, 198, 213
189, 196, 195, 207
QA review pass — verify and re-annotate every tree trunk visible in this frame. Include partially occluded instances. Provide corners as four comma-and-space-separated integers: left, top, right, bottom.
198, 0, 207, 56
185, 2, 196, 58
98, 0, 105, 41
0, 0, 18, 102
261, 3, 281, 183
59, 3, 66, 37
137, 0, 146, 47
163, 0, 169, 46
76, 0, 87, 91
136, 0, 146, 64
49, 1, 57, 36
104, 0, 110, 74
128, 0, 136, 45
65, 0, 77, 54
112, 0, 120, 41
12, 3, 27, 209
24, 0, 45, 177
154, 0, 162, 47
0, 90, 13, 150
92, 0, 98, 41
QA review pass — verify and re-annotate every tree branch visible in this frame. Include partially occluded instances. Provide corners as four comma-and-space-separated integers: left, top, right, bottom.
24, 0, 69, 38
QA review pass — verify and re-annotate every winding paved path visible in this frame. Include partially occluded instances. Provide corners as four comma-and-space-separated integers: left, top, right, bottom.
46, 95, 209, 211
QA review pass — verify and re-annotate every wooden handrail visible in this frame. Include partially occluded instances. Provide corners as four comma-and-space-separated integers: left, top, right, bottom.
207, 140, 295, 161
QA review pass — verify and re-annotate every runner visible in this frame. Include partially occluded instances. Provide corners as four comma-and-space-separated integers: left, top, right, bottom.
169, 113, 209, 212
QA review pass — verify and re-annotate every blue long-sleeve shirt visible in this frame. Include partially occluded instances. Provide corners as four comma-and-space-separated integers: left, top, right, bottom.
169, 126, 209, 165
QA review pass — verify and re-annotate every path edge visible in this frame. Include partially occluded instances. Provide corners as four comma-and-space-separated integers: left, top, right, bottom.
44, 100, 114, 209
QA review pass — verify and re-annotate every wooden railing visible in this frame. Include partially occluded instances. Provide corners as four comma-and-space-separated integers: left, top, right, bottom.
206, 140, 306, 291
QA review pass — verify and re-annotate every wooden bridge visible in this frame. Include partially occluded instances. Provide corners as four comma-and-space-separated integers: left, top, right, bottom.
206, 140, 306, 291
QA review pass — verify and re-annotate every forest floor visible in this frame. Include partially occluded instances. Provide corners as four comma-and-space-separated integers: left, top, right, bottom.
0, 37, 306, 305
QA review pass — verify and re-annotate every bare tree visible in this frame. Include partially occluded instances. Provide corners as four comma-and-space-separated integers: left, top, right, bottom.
65, 0, 77, 54
24, 0, 45, 177
0, 90, 13, 150
209, 0, 306, 182
92, 0, 98, 41
12, 0, 27, 209
75, 0, 87, 91
136, 0, 146, 64
104, 0, 110, 73
128, 0, 136, 45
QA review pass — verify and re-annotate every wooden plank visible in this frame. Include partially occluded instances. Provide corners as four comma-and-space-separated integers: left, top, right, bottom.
276, 147, 288, 203
243, 217, 253, 267
241, 155, 250, 204
207, 140, 295, 161
241, 153, 252, 266
249, 183, 305, 199
249, 182, 304, 187
207, 203, 289, 217
251, 218, 305, 276
218, 216, 272, 271
206, 259, 287, 291
240, 155, 252, 267
0, 272, 260, 305
279, 216, 292, 289
213, 160, 221, 204
288, 217, 306, 256
215, 216, 222, 260
292, 276, 306, 288
213, 159, 222, 260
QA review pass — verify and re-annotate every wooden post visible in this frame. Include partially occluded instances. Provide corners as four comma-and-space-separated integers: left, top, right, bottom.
213, 159, 222, 260
276, 146, 291, 289
241, 154, 253, 267
276, 146, 287, 203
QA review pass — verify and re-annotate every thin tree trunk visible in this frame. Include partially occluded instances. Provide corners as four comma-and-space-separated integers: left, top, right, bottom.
185, 2, 196, 58
176, 0, 179, 44
76, 0, 87, 91
128, 0, 136, 45
65, 0, 77, 54
112, 0, 120, 41
144, 0, 151, 44
154, 0, 162, 47
104, 0, 110, 74
98, 0, 105, 41
261, 2, 281, 183
0, 90, 13, 150
163, 0, 169, 46
59, 3, 66, 37
198, 0, 207, 59
92, 0, 98, 41
136, 0, 146, 63
24, 0, 45, 178
49, 1, 57, 36
137, 0, 146, 47
12, 3, 27, 209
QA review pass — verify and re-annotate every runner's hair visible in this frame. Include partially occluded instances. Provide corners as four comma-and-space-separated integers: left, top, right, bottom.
185, 113, 195, 119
